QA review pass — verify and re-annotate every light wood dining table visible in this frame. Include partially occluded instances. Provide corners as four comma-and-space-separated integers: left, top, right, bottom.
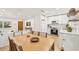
10, 34, 54, 51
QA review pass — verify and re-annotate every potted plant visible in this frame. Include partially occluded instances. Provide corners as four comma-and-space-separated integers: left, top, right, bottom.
66, 24, 72, 32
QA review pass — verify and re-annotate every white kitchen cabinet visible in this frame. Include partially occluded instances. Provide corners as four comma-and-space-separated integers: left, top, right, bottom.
59, 30, 79, 51
55, 15, 68, 24
47, 15, 68, 24
0, 32, 9, 48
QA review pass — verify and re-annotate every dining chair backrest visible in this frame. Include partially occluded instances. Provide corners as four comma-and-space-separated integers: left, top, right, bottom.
39, 32, 47, 38
31, 31, 34, 34
8, 37, 17, 51
37, 32, 40, 36
33, 31, 38, 36
31, 31, 40, 36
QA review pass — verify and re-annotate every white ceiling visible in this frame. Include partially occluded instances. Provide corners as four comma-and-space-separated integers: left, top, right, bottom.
0, 8, 76, 19
0, 8, 41, 19
41, 8, 70, 16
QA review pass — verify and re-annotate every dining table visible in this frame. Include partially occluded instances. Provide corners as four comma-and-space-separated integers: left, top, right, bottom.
10, 34, 55, 51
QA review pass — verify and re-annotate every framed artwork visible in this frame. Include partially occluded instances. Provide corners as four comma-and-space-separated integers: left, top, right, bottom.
4, 21, 11, 28
0, 21, 2, 28
26, 22, 31, 26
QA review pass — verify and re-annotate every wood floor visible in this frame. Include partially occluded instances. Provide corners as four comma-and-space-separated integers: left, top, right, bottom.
0, 34, 60, 51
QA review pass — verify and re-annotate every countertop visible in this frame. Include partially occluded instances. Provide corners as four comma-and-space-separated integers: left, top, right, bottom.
59, 30, 79, 35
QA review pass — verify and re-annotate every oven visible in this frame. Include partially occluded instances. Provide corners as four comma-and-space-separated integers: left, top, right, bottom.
51, 27, 58, 35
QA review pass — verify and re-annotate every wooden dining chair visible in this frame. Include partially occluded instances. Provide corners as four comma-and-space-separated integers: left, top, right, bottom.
31, 31, 34, 34
49, 42, 54, 51
39, 32, 47, 38
31, 31, 40, 36
33, 31, 39, 36
37, 32, 40, 36
8, 37, 17, 51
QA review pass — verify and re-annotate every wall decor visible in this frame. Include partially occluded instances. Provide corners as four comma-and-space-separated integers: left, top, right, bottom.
26, 22, 31, 26
18, 21, 23, 31
4, 21, 11, 28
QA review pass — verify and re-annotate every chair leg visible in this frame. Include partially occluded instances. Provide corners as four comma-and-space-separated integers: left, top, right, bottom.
31, 31, 34, 34
38, 32, 40, 36
61, 47, 64, 51
46, 33, 47, 38
49, 43, 54, 51
21, 31, 23, 35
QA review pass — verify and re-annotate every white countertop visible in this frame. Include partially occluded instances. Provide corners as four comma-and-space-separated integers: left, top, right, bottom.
59, 30, 79, 35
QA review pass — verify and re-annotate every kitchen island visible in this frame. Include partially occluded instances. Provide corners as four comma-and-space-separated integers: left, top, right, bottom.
59, 30, 79, 51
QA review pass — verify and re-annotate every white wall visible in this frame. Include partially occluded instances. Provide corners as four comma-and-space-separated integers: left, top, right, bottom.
33, 16, 41, 32
40, 16, 47, 32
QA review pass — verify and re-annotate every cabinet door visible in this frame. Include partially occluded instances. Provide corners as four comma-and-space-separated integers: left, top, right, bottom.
60, 33, 79, 51
0, 33, 8, 48
60, 34, 73, 51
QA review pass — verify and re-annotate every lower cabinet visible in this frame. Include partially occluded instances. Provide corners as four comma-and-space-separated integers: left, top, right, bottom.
59, 32, 79, 51
0, 35, 8, 48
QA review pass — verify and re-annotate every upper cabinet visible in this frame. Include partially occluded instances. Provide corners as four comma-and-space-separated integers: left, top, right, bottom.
47, 16, 56, 24
47, 15, 68, 24
56, 15, 68, 24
